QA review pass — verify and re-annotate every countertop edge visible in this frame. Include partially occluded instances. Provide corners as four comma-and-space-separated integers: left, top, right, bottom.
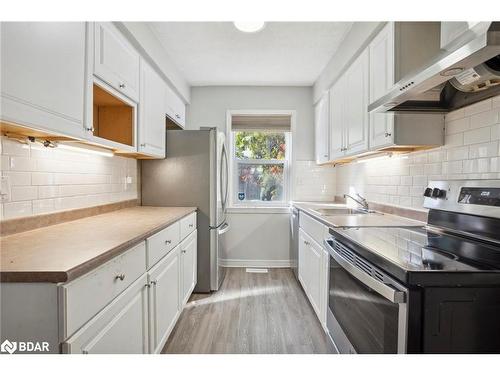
0, 207, 197, 283
292, 202, 426, 229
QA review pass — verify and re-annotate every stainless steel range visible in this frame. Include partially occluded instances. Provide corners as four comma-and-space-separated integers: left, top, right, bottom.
325, 180, 500, 354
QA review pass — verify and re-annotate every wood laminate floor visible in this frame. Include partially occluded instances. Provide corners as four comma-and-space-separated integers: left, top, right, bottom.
162, 267, 334, 354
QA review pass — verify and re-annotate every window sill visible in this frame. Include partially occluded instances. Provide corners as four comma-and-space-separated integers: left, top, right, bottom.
227, 206, 290, 214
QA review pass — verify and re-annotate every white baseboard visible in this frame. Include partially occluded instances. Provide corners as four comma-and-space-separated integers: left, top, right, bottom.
220, 259, 292, 268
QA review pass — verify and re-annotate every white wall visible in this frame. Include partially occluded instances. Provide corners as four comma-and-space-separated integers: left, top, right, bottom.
187, 86, 336, 266
0, 136, 138, 220
313, 22, 382, 103
336, 95, 500, 211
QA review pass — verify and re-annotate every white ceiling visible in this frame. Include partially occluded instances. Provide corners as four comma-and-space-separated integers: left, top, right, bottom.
149, 22, 353, 86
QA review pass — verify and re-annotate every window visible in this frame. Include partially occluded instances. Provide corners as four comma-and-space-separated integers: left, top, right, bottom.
228, 112, 293, 207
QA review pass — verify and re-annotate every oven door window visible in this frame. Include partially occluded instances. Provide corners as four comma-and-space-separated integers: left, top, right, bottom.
329, 255, 399, 353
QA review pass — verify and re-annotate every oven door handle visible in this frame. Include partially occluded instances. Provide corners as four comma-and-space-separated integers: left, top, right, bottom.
325, 240, 406, 304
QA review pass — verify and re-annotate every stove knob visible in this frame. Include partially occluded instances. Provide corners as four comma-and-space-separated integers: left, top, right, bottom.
423, 187, 432, 197
431, 188, 446, 199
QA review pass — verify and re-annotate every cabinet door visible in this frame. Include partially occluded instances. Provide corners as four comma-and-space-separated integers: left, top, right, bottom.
62, 275, 149, 354
369, 23, 395, 149
94, 22, 140, 102
298, 229, 309, 293
165, 84, 186, 128
148, 247, 180, 353
0, 22, 86, 139
306, 239, 323, 319
314, 92, 330, 164
139, 60, 166, 158
180, 230, 197, 306
345, 49, 369, 156
329, 83, 345, 161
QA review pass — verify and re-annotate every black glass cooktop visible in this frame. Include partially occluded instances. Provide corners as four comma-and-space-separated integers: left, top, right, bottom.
331, 226, 500, 285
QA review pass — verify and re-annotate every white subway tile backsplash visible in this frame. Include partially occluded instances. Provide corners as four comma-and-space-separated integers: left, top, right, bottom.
336, 95, 500, 211
1, 135, 138, 220
463, 127, 491, 145
3, 201, 33, 219
2, 171, 31, 186
469, 108, 499, 129
446, 117, 469, 135
1, 139, 30, 157
464, 98, 492, 116
11, 186, 38, 201
446, 146, 469, 161
9, 156, 37, 171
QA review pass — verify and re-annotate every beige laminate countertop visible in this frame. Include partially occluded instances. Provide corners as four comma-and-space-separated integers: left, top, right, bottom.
292, 202, 425, 228
0, 206, 196, 283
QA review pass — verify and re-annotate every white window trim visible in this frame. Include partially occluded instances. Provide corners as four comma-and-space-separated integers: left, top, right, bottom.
226, 109, 295, 209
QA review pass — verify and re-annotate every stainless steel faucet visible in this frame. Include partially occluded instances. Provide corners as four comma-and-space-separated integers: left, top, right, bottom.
344, 193, 369, 211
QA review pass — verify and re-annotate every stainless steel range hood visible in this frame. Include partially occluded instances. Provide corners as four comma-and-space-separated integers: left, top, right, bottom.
370, 22, 500, 113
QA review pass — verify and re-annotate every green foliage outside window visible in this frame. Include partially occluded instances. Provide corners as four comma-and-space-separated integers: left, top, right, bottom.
234, 132, 286, 160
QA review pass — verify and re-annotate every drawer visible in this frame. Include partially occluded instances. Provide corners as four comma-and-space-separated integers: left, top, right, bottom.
60, 241, 147, 340
180, 212, 196, 240
62, 274, 149, 354
299, 211, 329, 247
146, 221, 180, 269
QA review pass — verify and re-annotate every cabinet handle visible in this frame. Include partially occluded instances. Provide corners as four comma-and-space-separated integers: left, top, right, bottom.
140, 143, 146, 148
86, 127, 95, 132
165, 239, 172, 244
323, 154, 328, 158
150, 280, 157, 286
188, 224, 194, 228
175, 114, 181, 119
304, 240, 310, 245
385, 132, 392, 137
119, 83, 126, 89
115, 274, 125, 281
181, 250, 187, 254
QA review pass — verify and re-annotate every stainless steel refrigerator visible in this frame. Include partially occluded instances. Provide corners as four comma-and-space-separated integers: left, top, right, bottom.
141, 128, 229, 292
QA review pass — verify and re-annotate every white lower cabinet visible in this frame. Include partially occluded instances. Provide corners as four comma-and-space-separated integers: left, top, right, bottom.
298, 227, 328, 328
58, 212, 198, 354
62, 274, 149, 354
180, 230, 198, 306
148, 247, 181, 354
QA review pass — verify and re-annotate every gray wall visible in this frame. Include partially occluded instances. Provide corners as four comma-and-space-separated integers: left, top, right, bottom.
186, 86, 315, 266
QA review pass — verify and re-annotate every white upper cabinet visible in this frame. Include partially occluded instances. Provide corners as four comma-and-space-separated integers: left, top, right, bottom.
0, 22, 87, 139
94, 22, 141, 102
314, 91, 330, 164
369, 22, 395, 149
139, 60, 166, 158
165, 84, 186, 129
344, 49, 369, 156
329, 81, 345, 160
328, 50, 369, 161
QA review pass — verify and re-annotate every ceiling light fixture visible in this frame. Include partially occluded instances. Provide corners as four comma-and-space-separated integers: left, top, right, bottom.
233, 22, 266, 33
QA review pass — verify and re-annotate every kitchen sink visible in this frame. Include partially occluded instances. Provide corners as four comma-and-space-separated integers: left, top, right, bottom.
312, 208, 370, 215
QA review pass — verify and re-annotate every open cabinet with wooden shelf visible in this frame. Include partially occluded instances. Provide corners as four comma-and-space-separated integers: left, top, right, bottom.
90, 82, 137, 150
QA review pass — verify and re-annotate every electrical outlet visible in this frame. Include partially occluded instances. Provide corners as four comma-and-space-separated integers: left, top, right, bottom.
0, 176, 11, 202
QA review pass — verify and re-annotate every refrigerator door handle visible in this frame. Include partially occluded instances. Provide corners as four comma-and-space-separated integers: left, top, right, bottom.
218, 222, 230, 235
220, 143, 229, 210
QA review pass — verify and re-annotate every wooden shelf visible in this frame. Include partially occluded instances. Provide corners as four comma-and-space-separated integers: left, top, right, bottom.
93, 84, 134, 147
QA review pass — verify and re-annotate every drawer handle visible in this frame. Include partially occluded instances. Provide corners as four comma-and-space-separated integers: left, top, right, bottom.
385, 132, 392, 137
175, 114, 180, 119
188, 224, 194, 228
304, 240, 310, 245
115, 274, 125, 281
119, 83, 126, 89
165, 239, 172, 244
181, 250, 187, 254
